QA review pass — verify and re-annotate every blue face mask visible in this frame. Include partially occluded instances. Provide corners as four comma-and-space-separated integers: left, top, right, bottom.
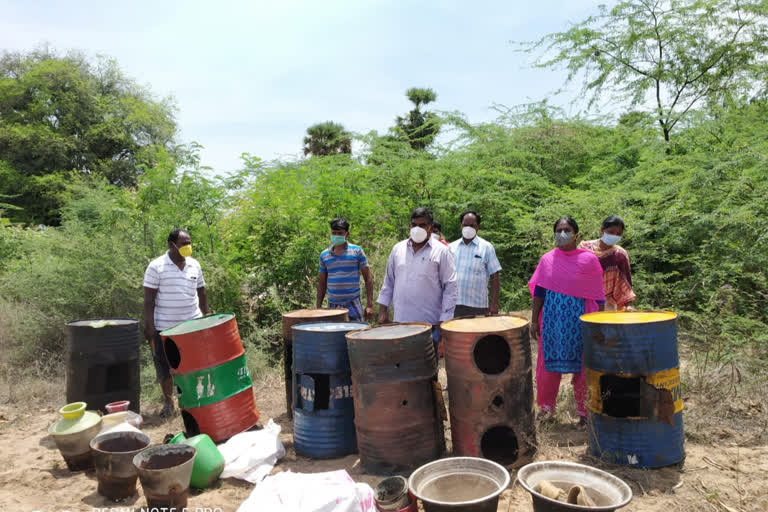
330, 235, 347, 247
555, 231, 574, 247
601, 233, 622, 246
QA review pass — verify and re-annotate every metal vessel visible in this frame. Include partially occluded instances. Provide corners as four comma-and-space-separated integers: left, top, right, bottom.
346, 323, 442, 475
66, 319, 140, 413
292, 321, 366, 458
281, 308, 349, 419
581, 311, 685, 468
161, 314, 259, 442
441, 315, 536, 468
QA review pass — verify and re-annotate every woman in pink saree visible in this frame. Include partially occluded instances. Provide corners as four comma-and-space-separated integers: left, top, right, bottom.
529, 217, 605, 427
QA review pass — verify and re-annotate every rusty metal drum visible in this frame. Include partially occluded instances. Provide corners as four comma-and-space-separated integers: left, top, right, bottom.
281, 309, 349, 419
160, 314, 259, 442
441, 315, 536, 468
66, 319, 141, 414
346, 323, 443, 475
581, 311, 684, 468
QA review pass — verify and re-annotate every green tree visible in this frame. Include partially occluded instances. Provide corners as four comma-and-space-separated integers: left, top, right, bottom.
524, 0, 768, 142
302, 121, 352, 156
396, 87, 440, 150
0, 48, 177, 224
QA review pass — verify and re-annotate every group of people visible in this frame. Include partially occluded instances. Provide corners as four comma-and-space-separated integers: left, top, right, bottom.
315, 208, 502, 347
143, 209, 635, 425
529, 215, 635, 426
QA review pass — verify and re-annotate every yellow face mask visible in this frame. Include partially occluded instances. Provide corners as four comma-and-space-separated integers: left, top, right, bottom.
178, 244, 192, 258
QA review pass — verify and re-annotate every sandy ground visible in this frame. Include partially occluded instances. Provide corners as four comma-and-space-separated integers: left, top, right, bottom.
1, 364, 766, 512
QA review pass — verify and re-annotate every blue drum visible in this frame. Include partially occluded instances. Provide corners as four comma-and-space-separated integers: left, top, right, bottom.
292, 322, 367, 458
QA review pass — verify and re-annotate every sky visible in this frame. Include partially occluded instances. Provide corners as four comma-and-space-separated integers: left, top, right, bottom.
0, 0, 599, 173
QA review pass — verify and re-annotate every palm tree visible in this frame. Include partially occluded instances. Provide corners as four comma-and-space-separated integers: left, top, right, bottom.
303, 121, 352, 157
396, 88, 440, 150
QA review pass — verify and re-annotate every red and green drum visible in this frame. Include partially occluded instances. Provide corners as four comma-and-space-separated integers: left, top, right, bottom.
161, 314, 259, 442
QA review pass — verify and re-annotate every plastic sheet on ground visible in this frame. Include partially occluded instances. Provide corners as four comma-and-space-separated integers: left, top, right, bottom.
219, 418, 285, 483
237, 469, 375, 512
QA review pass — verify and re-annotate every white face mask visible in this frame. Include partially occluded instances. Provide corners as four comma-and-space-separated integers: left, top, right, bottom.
410, 226, 428, 244
431, 233, 440, 240
462, 226, 477, 240
601, 233, 622, 246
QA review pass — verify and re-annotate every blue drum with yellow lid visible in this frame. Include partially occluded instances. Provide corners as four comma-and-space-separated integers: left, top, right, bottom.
581, 311, 685, 468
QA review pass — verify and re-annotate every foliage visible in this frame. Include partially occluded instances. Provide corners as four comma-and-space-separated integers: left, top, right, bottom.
1, 46, 768, 371
395, 87, 441, 150
523, 0, 768, 141
302, 121, 352, 156
0, 48, 178, 224
224, 98, 768, 360
0, 146, 251, 364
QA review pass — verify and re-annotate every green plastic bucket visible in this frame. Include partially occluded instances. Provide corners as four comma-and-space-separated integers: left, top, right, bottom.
169, 432, 187, 444
168, 432, 224, 489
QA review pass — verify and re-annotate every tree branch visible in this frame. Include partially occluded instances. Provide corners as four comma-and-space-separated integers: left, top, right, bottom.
594, 40, 655, 78
668, 87, 710, 132
683, 19, 749, 87
649, 0, 668, 132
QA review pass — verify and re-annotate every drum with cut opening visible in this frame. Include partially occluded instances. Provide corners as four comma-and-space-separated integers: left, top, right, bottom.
292, 321, 367, 458
160, 314, 259, 442
581, 311, 684, 468
281, 309, 349, 420
66, 319, 141, 413
441, 315, 536, 469
346, 323, 443, 475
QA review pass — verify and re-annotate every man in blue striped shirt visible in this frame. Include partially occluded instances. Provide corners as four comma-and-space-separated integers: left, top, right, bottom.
316, 217, 374, 321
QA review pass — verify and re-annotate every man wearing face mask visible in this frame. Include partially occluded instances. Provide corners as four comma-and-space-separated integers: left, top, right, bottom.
377, 207, 457, 347
449, 211, 502, 317
316, 217, 374, 321
143, 228, 210, 417
579, 216, 635, 311
431, 222, 449, 246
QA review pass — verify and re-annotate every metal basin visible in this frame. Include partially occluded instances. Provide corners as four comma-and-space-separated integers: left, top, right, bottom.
90, 431, 150, 500
517, 461, 632, 511
133, 444, 196, 511
408, 457, 510, 512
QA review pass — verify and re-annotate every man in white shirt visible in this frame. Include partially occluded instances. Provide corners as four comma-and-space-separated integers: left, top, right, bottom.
143, 229, 210, 417
377, 207, 457, 351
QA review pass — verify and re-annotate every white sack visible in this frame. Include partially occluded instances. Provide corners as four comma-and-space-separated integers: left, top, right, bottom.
236, 469, 376, 512
219, 418, 285, 483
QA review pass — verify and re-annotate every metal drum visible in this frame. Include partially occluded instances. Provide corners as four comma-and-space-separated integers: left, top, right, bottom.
441, 315, 536, 468
346, 323, 443, 475
281, 309, 349, 419
582, 311, 679, 374
292, 321, 367, 458
66, 319, 141, 413
160, 314, 259, 442
581, 311, 684, 467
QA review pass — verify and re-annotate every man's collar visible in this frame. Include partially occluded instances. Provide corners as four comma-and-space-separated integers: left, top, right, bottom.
165, 251, 186, 267
329, 242, 349, 252
462, 236, 479, 246
407, 237, 434, 248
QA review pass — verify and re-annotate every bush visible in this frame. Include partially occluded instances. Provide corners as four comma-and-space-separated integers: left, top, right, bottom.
2, 100, 768, 369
